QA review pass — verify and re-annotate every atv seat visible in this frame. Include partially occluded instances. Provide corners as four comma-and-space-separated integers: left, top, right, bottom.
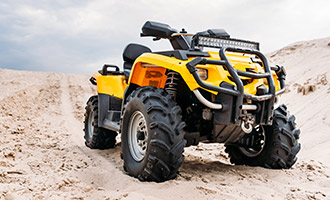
123, 43, 151, 78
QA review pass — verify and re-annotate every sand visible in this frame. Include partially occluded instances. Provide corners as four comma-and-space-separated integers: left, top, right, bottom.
1, 37, 330, 200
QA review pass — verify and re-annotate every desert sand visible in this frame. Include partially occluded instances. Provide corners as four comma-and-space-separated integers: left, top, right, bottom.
1, 37, 330, 200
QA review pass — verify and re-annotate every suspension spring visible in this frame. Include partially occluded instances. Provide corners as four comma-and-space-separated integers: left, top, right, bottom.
165, 71, 180, 98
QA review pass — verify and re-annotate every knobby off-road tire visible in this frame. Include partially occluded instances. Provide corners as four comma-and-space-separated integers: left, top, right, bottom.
121, 87, 186, 182
84, 95, 117, 149
226, 104, 301, 169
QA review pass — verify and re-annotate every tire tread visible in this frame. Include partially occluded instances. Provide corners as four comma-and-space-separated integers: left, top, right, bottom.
226, 104, 301, 169
84, 95, 117, 149
121, 87, 185, 182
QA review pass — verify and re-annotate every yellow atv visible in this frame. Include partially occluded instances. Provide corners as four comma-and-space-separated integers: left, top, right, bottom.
84, 21, 301, 182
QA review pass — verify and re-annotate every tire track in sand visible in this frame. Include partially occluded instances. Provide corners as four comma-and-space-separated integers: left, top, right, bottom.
59, 75, 132, 191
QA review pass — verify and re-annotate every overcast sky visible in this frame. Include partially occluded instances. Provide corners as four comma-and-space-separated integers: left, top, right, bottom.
1, 0, 330, 74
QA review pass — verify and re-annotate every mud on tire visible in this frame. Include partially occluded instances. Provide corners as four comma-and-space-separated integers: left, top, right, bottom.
121, 87, 186, 182
84, 95, 117, 149
226, 104, 301, 169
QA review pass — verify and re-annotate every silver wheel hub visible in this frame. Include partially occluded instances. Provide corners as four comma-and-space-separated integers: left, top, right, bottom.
87, 109, 94, 140
128, 111, 148, 162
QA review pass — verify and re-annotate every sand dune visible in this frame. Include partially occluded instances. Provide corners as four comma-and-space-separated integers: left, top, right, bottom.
1, 37, 330, 199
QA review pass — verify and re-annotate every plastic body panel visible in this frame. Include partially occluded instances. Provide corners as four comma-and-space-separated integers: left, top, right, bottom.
97, 75, 128, 99
129, 52, 281, 96
95, 51, 282, 102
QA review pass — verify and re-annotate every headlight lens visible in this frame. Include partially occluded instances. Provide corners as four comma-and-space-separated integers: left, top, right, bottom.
197, 68, 208, 80
197, 36, 259, 50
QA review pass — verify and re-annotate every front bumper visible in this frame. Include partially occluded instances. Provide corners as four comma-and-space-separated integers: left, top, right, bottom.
186, 47, 286, 126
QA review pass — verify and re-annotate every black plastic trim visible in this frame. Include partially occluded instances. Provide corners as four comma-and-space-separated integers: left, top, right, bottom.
272, 65, 286, 96
100, 64, 124, 75
98, 93, 122, 130
103, 64, 119, 73
169, 35, 191, 50
98, 93, 110, 128
141, 21, 177, 38
155, 50, 210, 60
89, 77, 97, 85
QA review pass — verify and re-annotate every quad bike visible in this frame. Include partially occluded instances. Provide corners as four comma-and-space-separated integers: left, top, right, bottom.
84, 21, 301, 182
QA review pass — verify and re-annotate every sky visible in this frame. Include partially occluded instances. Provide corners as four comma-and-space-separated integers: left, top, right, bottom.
1, 0, 330, 74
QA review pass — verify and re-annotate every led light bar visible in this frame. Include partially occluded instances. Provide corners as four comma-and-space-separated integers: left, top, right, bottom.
197, 36, 259, 50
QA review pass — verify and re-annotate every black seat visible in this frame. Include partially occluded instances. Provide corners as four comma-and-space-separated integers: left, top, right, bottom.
123, 43, 151, 77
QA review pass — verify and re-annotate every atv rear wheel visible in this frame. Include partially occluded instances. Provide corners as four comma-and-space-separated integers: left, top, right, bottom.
225, 104, 301, 169
121, 87, 186, 182
84, 96, 117, 149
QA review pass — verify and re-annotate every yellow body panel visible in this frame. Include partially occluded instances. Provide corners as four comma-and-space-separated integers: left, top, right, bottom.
129, 52, 281, 95
97, 74, 128, 99
96, 51, 281, 98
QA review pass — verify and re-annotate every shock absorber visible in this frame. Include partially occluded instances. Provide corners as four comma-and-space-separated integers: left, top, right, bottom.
165, 71, 180, 99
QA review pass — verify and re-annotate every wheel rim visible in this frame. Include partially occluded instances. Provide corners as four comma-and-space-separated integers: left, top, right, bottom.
87, 109, 94, 140
239, 125, 266, 157
128, 111, 148, 162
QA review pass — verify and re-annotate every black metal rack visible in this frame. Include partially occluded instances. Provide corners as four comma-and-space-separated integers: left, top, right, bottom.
186, 47, 286, 125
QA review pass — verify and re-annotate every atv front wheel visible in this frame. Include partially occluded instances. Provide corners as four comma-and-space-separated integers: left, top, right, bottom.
84, 96, 117, 149
225, 104, 301, 169
121, 87, 186, 182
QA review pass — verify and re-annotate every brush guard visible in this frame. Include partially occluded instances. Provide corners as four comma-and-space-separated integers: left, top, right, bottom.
186, 47, 286, 126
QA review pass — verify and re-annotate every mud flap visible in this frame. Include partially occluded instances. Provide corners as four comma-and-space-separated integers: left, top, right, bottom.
98, 93, 122, 131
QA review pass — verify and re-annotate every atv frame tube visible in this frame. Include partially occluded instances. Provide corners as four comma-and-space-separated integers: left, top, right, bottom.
186, 47, 286, 125
271, 65, 287, 96
192, 89, 223, 109
192, 89, 257, 111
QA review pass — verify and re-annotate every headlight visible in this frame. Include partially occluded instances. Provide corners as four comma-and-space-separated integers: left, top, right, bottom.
197, 68, 208, 80
197, 36, 259, 50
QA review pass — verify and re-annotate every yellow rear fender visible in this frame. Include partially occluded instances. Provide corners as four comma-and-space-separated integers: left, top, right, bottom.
96, 74, 128, 99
